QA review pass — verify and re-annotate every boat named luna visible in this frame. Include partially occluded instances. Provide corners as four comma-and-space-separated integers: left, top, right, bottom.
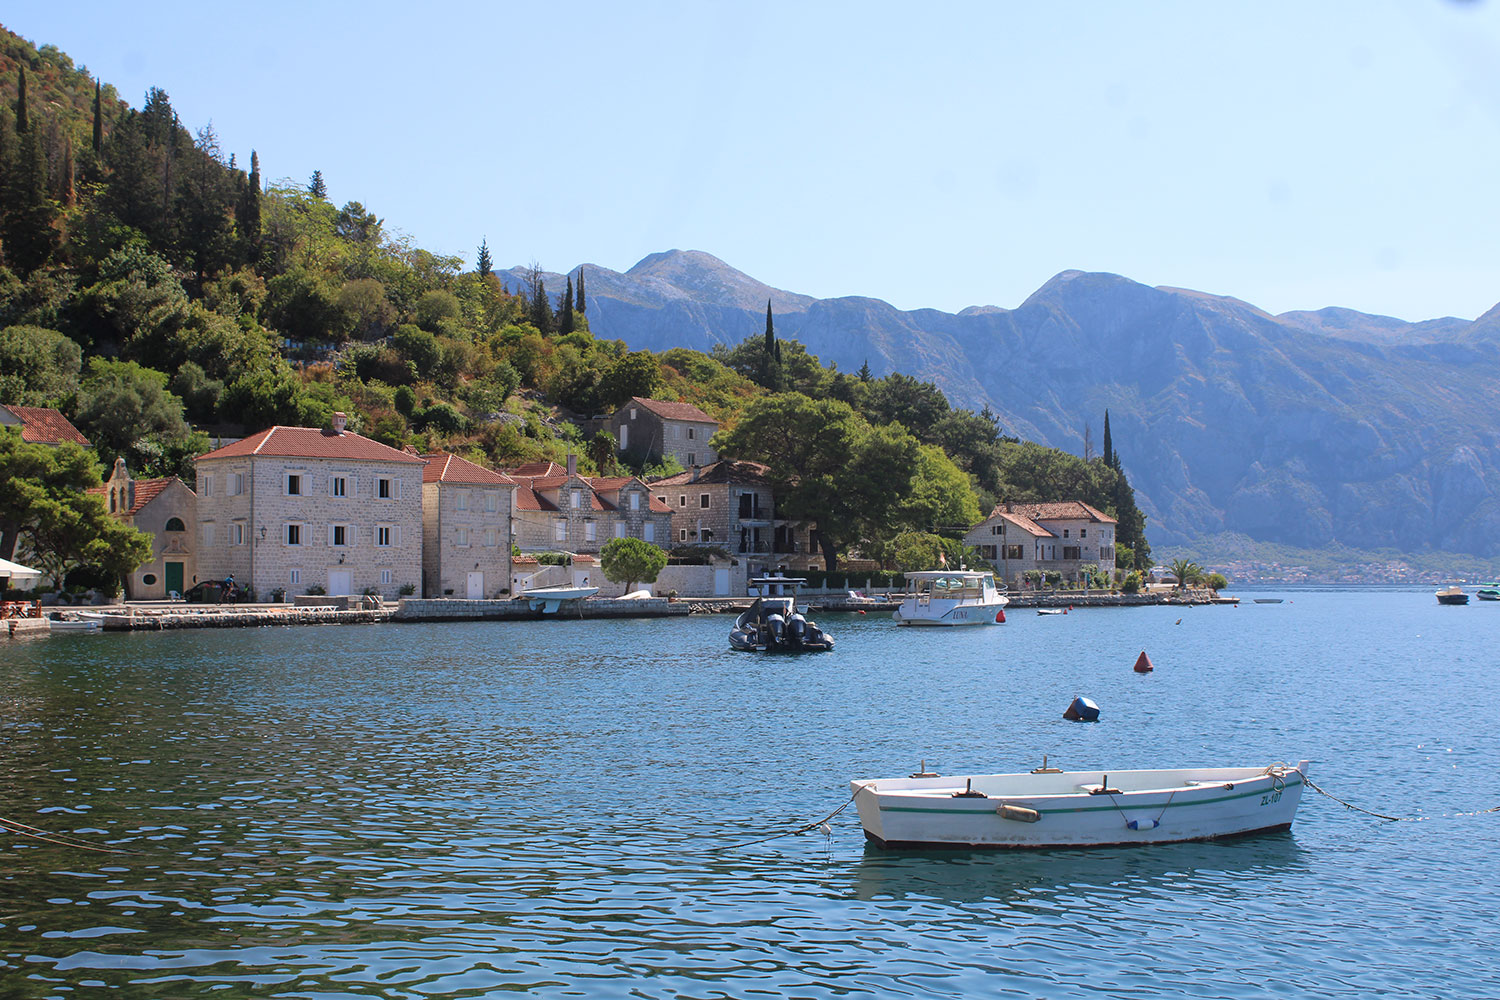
891, 570, 1008, 626
850, 760, 1308, 848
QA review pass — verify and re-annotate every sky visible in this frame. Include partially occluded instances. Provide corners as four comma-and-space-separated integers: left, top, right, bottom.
8, 1, 1500, 322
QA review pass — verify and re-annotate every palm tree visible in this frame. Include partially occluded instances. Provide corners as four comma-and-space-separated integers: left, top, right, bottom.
1168, 558, 1203, 592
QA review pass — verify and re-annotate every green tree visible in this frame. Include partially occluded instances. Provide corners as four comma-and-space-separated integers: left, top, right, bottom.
476, 238, 492, 277
3, 106, 59, 274
91, 79, 103, 156
13, 65, 28, 133
900, 444, 982, 534
1168, 558, 1203, 592
558, 275, 575, 333
575, 267, 585, 313
73, 358, 204, 479
307, 170, 327, 199
393, 324, 440, 378
0, 325, 83, 405
236, 149, 262, 266
1102, 409, 1113, 468
0, 430, 153, 590
599, 350, 661, 410
588, 429, 620, 476
178, 124, 237, 288
599, 535, 668, 593
714, 392, 919, 571
415, 289, 460, 333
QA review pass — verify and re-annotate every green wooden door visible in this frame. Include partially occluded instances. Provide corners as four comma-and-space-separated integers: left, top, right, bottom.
165, 562, 184, 596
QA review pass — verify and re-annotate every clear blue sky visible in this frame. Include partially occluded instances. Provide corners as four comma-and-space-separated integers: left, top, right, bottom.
9, 1, 1500, 322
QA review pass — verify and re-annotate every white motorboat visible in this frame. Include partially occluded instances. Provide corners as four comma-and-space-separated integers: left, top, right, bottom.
48, 614, 102, 632
850, 759, 1309, 848
522, 585, 599, 614
891, 570, 1008, 626
729, 577, 834, 652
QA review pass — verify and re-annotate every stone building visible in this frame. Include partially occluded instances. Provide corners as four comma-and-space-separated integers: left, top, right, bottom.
194, 413, 424, 600
964, 501, 1118, 587
609, 397, 718, 469
97, 458, 199, 600
507, 455, 672, 555
421, 452, 517, 599
649, 460, 821, 581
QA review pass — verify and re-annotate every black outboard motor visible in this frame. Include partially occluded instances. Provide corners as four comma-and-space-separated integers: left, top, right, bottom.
786, 613, 807, 647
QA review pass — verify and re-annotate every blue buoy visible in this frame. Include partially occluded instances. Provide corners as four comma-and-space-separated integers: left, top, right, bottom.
1063, 696, 1100, 722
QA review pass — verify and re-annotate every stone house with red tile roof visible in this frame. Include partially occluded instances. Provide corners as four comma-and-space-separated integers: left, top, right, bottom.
648, 460, 821, 581
0, 404, 91, 446
421, 452, 517, 599
194, 413, 424, 600
964, 501, 1118, 587
505, 454, 672, 556
97, 457, 199, 600
609, 397, 718, 469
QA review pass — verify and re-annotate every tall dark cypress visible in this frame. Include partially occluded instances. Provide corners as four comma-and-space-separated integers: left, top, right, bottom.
476, 238, 492, 277
575, 267, 585, 313
1102, 410, 1113, 468
764, 299, 776, 354
559, 275, 575, 333
92, 80, 103, 154
14, 66, 28, 133
236, 149, 262, 267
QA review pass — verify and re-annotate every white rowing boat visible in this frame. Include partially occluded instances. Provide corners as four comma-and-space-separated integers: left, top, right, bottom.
850, 760, 1308, 848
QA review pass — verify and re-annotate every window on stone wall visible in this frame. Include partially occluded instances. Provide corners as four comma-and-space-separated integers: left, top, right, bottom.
165, 518, 185, 532
286, 524, 301, 546
381, 569, 393, 585
286, 473, 302, 496
585, 521, 596, 541
700, 494, 710, 509
332, 476, 347, 497
290, 568, 301, 585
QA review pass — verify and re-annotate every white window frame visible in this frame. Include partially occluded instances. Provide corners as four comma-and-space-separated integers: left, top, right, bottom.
700, 493, 710, 509
484, 528, 497, 547
457, 489, 469, 511
330, 524, 351, 547
285, 523, 303, 546
230, 522, 246, 545
380, 568, 393, 585
201, 523, 215, 547
377, 525, 393, 547
290, 568, 301, 585
377, 477, 396, 500
630, 493, 640, 511
200, 474, 213, 497
485, 491, 499, 513
228, 472, 243, 496
571, 488, 582, 509
554, 519, 567, 542
615, 521, 626, 539
585, 520, 596, 542
331, 475, 348, 498
456, 527, 470, 547
644, 521, 655, 542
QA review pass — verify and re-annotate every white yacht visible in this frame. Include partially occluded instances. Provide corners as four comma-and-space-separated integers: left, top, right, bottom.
891, 570, 1008, 626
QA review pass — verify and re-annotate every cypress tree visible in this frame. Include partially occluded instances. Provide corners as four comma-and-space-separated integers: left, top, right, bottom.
476, 238, 492, 277
559, 275, 575, 333
92, 79, 103, 154
58, 138, 76, 207
4, 122, 58, 273
575, 267, 585, 313
764, 299, 775, 355
308, 169, 326, 199
14, 66, 27, 134
531, 279, 554, 333
236, 149, 262, 267
1102, 410, 1114, 468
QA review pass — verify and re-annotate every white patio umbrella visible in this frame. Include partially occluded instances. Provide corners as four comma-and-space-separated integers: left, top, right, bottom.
0, 557, 44, 583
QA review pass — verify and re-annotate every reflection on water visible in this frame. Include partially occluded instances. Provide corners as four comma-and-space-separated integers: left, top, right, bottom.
4, 594, 1500, 998
850, 834, 1309, 904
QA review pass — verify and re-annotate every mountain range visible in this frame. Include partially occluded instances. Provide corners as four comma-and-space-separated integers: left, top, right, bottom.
505, 251, 1500, 559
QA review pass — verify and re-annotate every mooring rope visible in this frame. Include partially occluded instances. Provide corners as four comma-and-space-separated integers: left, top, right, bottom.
0, 816, 141, 855
715, 789, 860, 851
1302, 775, 1500, 823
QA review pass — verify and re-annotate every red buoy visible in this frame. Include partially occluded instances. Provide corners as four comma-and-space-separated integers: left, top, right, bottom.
1133, 650, 1154, 673
995, 609, 1006, 623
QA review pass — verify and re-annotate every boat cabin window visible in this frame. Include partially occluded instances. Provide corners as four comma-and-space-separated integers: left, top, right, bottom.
913, 575, 994, 599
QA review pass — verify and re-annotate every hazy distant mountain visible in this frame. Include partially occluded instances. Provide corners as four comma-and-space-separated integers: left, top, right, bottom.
505, 252, 1500, 557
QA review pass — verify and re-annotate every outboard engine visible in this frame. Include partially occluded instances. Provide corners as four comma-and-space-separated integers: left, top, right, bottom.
786, 613, 808, 646
765, 613, 786, 645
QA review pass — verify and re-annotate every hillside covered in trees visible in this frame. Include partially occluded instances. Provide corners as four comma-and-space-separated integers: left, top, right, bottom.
0, 27, 1151, 578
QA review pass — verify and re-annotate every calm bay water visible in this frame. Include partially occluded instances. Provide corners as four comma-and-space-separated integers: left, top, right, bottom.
3, 588, 1499, 998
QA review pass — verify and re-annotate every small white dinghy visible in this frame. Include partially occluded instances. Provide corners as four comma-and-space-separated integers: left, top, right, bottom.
850, 760, 1309, 849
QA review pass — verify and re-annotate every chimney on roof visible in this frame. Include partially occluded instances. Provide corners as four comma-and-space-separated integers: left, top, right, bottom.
690, 464, 700, 483
1006, 501, 1014, 513
566, 453, 577, 476
332, 411, 348, 434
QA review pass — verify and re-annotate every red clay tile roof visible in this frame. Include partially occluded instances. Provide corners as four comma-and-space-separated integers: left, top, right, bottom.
987, 501, 1117, 525
649, 459, 772, 487
421, 452, 518, 486
512, 485, 558, 512
197, 426, 424, 464
1, 405, 91, 446
627, 396, 717, 424
996, 511, 1053, 538
506, 461, 568, 478
122, 478, 174, 516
